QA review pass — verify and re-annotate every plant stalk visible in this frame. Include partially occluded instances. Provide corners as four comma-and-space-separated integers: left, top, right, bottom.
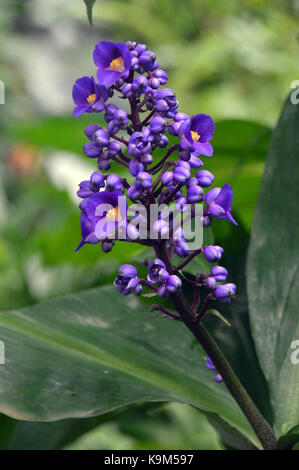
154, 242, 278, 450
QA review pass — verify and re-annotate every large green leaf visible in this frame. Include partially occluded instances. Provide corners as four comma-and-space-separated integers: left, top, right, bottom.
247, 96, 299, 436
0, 285, 260, 447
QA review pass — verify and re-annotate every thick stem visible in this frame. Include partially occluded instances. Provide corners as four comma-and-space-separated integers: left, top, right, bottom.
154, 242, 278, 450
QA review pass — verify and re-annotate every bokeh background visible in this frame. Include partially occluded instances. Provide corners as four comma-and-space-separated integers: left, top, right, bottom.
0, 0, 298, 450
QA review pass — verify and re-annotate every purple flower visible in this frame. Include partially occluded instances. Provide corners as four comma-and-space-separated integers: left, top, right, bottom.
205, 184, 237, 225
114, 264, 142, 296
203, 245, 223, 263
147, 259, 167, 284
72, 76, 108, 117
106, 174, 123, 192
214, 374, 223, 383
179, 114, 214, 157
77, 171, 105, 199
214, 283, 236, 302
174, 161, 190, 183
93, 41, 132, 86
76, 190, 126, 249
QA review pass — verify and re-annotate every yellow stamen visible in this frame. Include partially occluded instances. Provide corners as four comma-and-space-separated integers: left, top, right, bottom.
191, 131, 200, 142
106, 207, 121, 222
87, 93, 96, 105
107, 57, 125, 72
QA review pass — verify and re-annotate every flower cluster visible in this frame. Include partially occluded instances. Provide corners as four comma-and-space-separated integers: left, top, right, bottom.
73, 39, 237, 331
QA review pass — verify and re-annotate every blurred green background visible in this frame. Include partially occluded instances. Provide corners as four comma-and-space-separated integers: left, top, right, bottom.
0, 0, 298, 450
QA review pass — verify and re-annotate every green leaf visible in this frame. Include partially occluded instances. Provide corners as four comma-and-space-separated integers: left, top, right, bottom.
277, 425, 299, 450
247, 96, 299, 437
84, 0, 97, 25
0, 285, 260, 448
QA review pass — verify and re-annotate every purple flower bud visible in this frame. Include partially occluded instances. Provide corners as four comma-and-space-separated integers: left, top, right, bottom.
104, 104, 117, 122
214, 283, 236, 302
136, 171, 152, 189
157, 284, 168, 298
118, 264, 137, 278
166, 275, 182, 293
135, 43, 147, 54
113, 108, 128, 125
153, 69, 168, 85
132, 75, 148, 93
139, 51, 156, 71
140, 153, 153, 165
168, 121, 181, 136
174, 163, 190, 183
202, 215, 211, 227
148, 77, 160, 89
214, 374, 223, 383
129, 159, 144, 176
101, 240, 114, 253
186, 177, 198, 188
150, 116, 167, 134
206, 276, 216, 289
210, 266, 228, 282
85, 124, 101, 139
156, 135, 168, 148
107, 120, 119, 135
127, 184, 141, 201
127, 276, 142, 296
106, 174, 123, 192
155, 99, 168, 112
206, 357, 217, 371
162, 171, 174, 186
187, 185, 204, 203
97, 159, 111, 171
203, 245, 224, 263
122, 83, 133, 98
189, 156, 203, 168
108, 141, 122, 156
175, 239, 190, 257
83, 142, 101, 158
94, 128, 110, 147
178, 149, 191, 161
175, 113, 189, 122
175, 196, 187, 210
153, 219, 169, 237
90, 171, 105, 188
196, 170, 214, 187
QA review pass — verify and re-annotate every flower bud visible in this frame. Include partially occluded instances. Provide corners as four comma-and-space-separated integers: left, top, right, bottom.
214, 283, 236, 302
210, 266, 228, 282
166, 275, 182, 293
203, 245, 223, 263
196, 170, 214, 187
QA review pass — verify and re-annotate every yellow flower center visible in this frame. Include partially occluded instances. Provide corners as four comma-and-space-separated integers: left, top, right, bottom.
106, 207, 121, 222
87, 93, 97, 105
191, 131, 200, 142
107, 57, 125, 72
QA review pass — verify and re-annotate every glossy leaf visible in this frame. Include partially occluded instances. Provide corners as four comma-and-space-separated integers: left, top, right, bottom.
247, 96, 299, 436
0, 285, 260, 448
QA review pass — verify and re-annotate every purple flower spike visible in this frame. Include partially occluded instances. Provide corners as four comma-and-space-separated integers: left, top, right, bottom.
205, 184, 237, 225
179, 113, 214, 157
203, 245, 223, 263
94, 41, 132, 86
214, 283, 236, 302
72, 76, 108, 117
